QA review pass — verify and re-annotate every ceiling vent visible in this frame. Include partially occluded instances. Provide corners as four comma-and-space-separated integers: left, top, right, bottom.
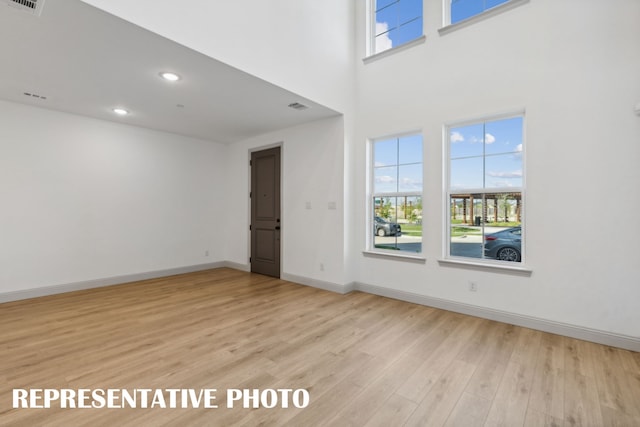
23, 91, 48, 100
6, 0, 45, 16
288, 102, 310, 111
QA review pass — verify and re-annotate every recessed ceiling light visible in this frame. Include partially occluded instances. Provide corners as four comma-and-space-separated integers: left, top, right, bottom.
160, 72, 181, 82
113, 108, 129, 116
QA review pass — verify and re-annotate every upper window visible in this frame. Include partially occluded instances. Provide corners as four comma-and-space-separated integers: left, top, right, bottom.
446, 114, 524, 263
370, 134, 423, 253
372, 0, 423, 55
450, 0, 509, 24
442, 0, 528, 30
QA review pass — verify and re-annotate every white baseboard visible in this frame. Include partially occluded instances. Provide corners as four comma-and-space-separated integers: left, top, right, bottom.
3, 266, 637, 352
281, 273, 354, 294
222, 261, 250, 272
0, 262, 226, 303
353, 282, 640, 352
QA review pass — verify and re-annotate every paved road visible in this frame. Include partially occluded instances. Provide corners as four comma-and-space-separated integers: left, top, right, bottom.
375, 234, 422, 253
374, 225, 512, 259
450, 242, 482, 258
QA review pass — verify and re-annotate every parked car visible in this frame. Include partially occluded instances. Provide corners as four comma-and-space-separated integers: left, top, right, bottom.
374, 216, 401, 237
484, 226, 521, 262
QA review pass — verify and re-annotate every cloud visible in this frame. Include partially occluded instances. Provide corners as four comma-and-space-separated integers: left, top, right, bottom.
374, 22, 393, 54
400, 177, 422, 189
489, 180, 516, 188
512, 144, 523, 158
374, 161, 386, 167
487, 170, 522, 178
469, 134, 496, 144
450, 131, 464, 143
375, 175, 395, 183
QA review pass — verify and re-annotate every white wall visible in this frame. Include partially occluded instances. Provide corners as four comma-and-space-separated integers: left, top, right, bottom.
353, 0, 640, 338
225, 116, 346, 287
3, 1, 637, 346
0, 100, 227, 293
79, 0, 358, 287
80, 0, 356, 114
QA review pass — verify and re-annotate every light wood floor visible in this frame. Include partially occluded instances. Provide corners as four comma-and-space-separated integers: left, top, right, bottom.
1, 268, 639, 426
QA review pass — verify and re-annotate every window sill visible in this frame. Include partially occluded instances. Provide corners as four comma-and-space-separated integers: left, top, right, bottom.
363, 36, 426, 65
363, 250, 426, 263
437, 258, 532, 275
438, 0, 529, 37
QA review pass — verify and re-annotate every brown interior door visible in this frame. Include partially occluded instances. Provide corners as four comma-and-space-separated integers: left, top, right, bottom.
250, 147, 281, 277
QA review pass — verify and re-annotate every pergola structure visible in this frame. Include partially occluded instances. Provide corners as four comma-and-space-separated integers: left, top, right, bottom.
451, 192, 522, 224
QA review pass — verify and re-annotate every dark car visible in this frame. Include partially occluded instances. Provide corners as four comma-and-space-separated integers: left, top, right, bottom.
484, 226, 521, 262
374, 216, 401, 237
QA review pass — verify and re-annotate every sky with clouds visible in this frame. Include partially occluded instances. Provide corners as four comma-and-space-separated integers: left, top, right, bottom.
374, 134, 423, 194
450, 116, 523, 190
374, 0, 510, 53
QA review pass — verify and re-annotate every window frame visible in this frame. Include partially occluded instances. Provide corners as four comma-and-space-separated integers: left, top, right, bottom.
367, 131, 424, 257
443, 111, 526, 266
439, 0, 529, 36
368, 0, 425, 57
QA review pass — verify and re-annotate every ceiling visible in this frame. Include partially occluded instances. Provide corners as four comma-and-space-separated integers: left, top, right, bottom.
0, 0, 339, 144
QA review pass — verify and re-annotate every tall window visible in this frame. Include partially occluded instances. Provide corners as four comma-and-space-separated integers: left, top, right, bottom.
371, 134, 423, 253
372, 0, 423, 55
446, 114, 524, 263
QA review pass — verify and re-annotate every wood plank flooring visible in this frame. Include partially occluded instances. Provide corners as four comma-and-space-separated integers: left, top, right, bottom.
0, 268, 638, 426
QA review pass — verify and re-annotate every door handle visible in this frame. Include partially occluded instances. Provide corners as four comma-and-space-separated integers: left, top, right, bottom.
275, 226, 281, 230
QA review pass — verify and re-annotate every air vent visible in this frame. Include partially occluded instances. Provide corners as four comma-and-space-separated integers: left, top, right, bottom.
6, 0, 45, 16
23, 92, 48, 100
288, 102, 310, 111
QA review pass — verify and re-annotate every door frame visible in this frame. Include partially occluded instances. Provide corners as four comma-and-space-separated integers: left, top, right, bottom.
248, 142, 283, 276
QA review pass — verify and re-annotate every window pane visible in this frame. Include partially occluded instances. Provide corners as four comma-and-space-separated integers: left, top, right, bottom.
374, 196, 422, 253
374, 197, 399, 250
376, 0, 397, 12
374, 138, 397, 168
398, 134, 422, 165
450, 157, 483, 190
486, 0, 510, 10
485, 153, 523, 188
376, 2, 399, 32
399, 0, 422, 22
449, 193, 522, 262
374, 166, 397, 193
398, 163, 422, 192
483, 193, 522, 262
451, 0, 511, 24
403, 196, 422, 227
375, 32, 394, 54
388, 18, 422, 47
401, 195, 422, 252
449, 194, 483, 259
451, 0, 484, 24
375, 0, 422, 53
484, 116, 523, 156
450, 123, 484, 159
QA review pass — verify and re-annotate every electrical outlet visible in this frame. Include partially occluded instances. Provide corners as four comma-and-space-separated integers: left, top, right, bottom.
320, 263, 325, 271
469, 281, 478, 292
205, 250, 209, 257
